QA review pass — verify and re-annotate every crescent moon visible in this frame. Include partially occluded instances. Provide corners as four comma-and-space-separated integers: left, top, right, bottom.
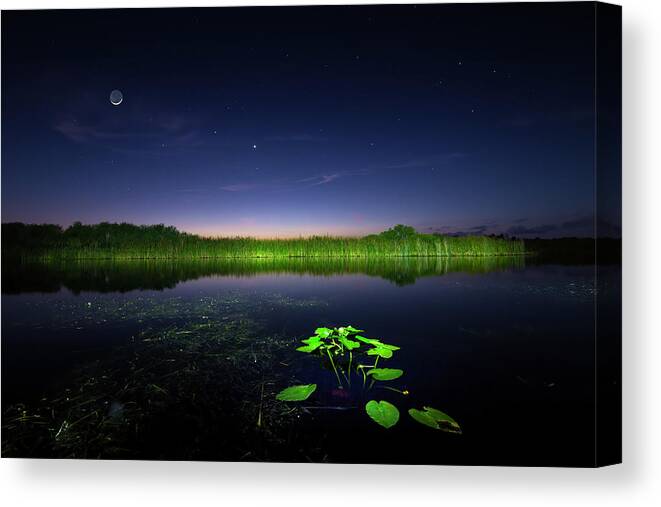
110, 89, 123, 106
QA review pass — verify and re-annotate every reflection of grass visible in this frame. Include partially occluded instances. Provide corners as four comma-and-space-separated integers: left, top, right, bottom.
4, 255, 526, 294
1, 304, 318, 460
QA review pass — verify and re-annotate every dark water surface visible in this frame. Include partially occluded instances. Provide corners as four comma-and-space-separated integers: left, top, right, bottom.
1, 257, 620, 466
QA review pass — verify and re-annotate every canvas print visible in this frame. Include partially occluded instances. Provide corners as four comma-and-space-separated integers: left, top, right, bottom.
1, 2, 621, 466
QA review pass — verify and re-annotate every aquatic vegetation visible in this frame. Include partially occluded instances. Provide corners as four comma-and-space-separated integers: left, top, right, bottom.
3, 222, 525, 260
1, 298, 320, 460
280, 324, 460, 432
365, 400, 400, 428
275, 384, 317, 401
294, 326, 400, 388
366, 368, 403, 381
408, 407, 462, 433
2, 290, 327, 332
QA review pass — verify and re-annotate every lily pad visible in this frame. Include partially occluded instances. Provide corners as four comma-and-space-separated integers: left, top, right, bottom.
366, 368, 403, 381
356, 336, 400, 351
296, 342, 323, 353
408, 408, 439, 429
367, 347, 393, 359
275, 384, 317, 402
343, 325, 364, 334
365, 400, 400, 428
408, 406, 461, 433
338, 336, 360, 350
296, 336, 324, 353
314, 327, 332, 338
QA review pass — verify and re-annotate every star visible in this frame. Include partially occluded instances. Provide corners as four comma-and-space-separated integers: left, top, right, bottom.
252, 144, 257, 150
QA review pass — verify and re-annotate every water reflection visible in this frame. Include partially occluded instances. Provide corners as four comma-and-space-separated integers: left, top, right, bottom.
2, 256, 526, 293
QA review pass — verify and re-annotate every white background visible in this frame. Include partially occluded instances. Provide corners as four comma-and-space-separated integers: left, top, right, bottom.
1, 0, 659, 505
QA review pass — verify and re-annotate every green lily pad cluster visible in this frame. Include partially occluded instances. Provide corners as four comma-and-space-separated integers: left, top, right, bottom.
275, 325, 461, 434
296, 326, 399, 357
295, 326, 401, 388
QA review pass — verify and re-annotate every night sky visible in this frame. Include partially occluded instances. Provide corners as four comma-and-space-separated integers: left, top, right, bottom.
1, 3, 620, 238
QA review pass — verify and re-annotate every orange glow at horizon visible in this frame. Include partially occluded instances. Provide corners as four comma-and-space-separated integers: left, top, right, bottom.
177, 223, 387, 239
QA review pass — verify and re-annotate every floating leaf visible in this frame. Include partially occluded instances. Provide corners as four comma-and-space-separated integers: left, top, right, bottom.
296, 336, 324, 353
423, 406, 461, 433
366, 368, 403, 381
408, 406, 461, 433
377, 342, 400, 351
338, 336, 360, 350
275, 384, 317, 402
356, 336, 400, 351
365, 400, 400, 428
314, 327, 332, 339
296, 342, 323, 353
343, 325, 364, 334
367, 347, 393, 359
408, 408, 439, 429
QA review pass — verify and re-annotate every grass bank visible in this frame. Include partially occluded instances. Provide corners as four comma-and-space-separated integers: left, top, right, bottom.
2, 222, 525, 260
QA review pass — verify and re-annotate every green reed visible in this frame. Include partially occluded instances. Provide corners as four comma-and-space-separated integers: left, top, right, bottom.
3, 222, 525, 260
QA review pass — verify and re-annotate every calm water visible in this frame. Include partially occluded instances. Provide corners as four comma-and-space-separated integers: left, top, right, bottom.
1, 257, 620, 465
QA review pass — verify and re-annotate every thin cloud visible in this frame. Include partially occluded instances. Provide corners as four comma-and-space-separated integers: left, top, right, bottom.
427, 223, 498, 237
221, 170, 369, 193
299, 174, 341, 186
54, 110, 203, 150
506, 223, 558, 236
381, 152, 466, 170
505, 216, 621, 237
298, 170, 368, 186
219, 183, 264, 192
